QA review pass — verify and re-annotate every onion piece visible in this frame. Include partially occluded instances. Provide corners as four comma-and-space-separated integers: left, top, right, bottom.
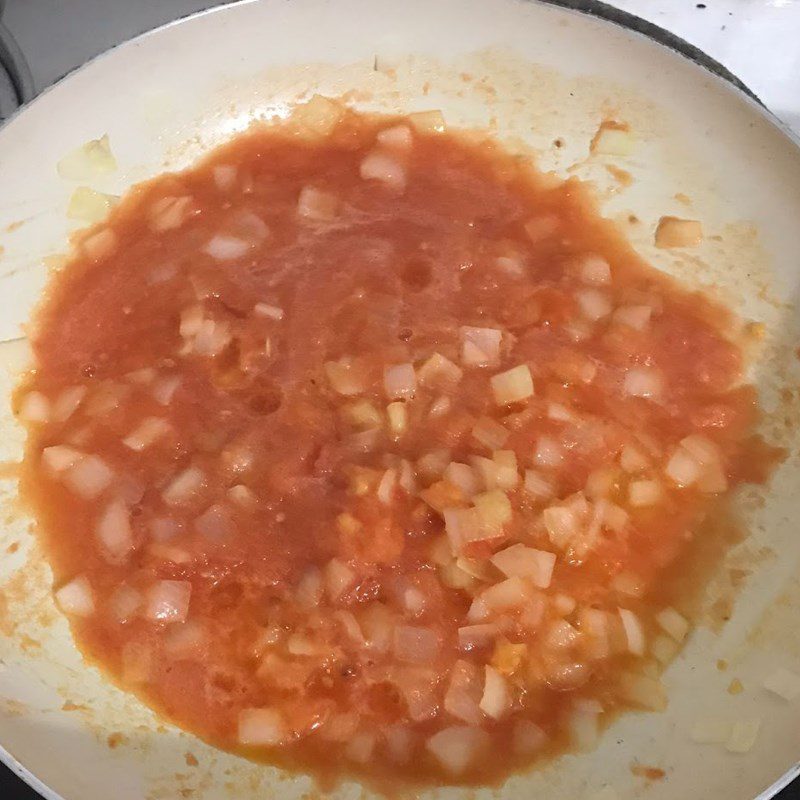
82, 228, 117, 261
655, 607, 689, 642
613, 304, 651, 330
346, 731, 376, 763
377, 468, 397, 505
254, 303, 284, 320
576, 289, 612, 321
480, 577, 530, 613
324, 358, 366, 396
360, 150, 406, 190
41, 445, 83, 474
162, 467, 204, 506
213, 165, 237, 191
394, 625, 440, 664
64, 455, 113, 499
96, 499, 134, 563
457, 624, 498, 651
618, 608, 646, 656
490, 364, 534, 405
384, 362, 416, 400
426, 726, 488, 774
569, 700, 602, 751
57, 134, 116, 180
513, 719, 547, 755
491, 544, 556, 589
628, 479, 662, 507
623, 367, 663, 399
238, 708, 287, 747
543, 505, 579, 549
55, 575, 94, 617
579, 255, 611, 285
444, 660, 484, 724
460, 326, 502, 367
726, 719, 761, 753
480, 665, 510, 719
376, 125, 413, 150
664, 446, 702, 488
407, 110, 446, 134
763, 668, 800, 702
385, 725, 414, 764
297, 186, 339, 220
203, 235, 250, 260
534, 435, 564, 467
121, 641, 152, 685
473, 489, 512, 532
123, 417, 170, 451
385, 402, 408, 438
523, 469, 555, 500
655, 216, 703, 249
445, 462, 482, 498
524, 215, 558, 243
194, 503, 235, 539
650, 634, 679, 665
492, 450, 519, 490
144, 580, 191, 624
51, 385, 87, 422
418, 352, 463, 390
325, 558, 356, 601
109, 584, 142, 623
149, 195, 194, 232
18, 391, 51, 423
620, 443, 649, 473
617, 672, 667, 711
149, 517, 183, 541
471, 416, 509, 450
192, 318, 232, 357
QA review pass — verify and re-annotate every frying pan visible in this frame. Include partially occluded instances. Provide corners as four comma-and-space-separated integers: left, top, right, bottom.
1, 1, 799, 798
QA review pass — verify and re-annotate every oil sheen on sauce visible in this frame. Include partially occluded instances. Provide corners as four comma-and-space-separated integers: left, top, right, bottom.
16, 99, 774, 788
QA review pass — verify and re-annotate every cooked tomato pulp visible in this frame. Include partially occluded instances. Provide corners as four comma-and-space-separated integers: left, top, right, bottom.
17, 101, 766, 786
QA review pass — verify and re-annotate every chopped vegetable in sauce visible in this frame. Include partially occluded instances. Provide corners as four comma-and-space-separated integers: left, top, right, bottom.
17, 99, 775, 787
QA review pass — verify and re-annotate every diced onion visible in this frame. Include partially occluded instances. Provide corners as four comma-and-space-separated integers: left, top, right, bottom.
534, 435, 564, 467
458, 624, 498, 650
524, 469, 555, 500
162, 467, 204, 506
149, 517, 183, 541
64, 454, 113, 499
213, 165, 237, 191
655, 607, 689, 642
444, 660, 483, 724
495, 255, 524, 277
628, 479, 662, 507
543, 505, 579, 549
203, 235, 250, 260
547, 402, 574, 422
238, 708, 287, 746
324, 358, 366, 396
19, 391, 51, 423
613, 305, 651, 330
121, 641, 152, 685
377, 468, 397, 504
254, 303, 284, 320
394, 625, 440, 664
52, 386, 86, 422
576, 289, 612, 321
144, 579, 191, 624
763, 667, 800, 702
623, 367, 663, 399
546, 619, 581, 649
580, 255, 612, 285
726, 719, 761, 753
41, 447, 81, 475
149, 195, 194, 232
524, 215, 558, 243
591, 124, 634, 156
650, 634, 679, 665
492, 450, 519, 490
480, 665, 510, 719
384, 362, 416, 400
512, 719, 547, 755
360, 150, 406, 190
618, 608, 646, 656
472, 416, 509, 450
491, 544, 556, 589
376, 125, 413, 150
57, 134, 117, 180
473, 489, 512, 531
123, 417, 170, 451
461, 326, 502, 367
385, 725, 413, 764
417, 449, 451, 481
664, 446, 702, 488
569, 701, 601, 751
617, 672, 667, 710
163, 620, 206, 659
297, 186, 339, 220
418, 352, 463, 390
55, 575, 94, 617
67, 186, 116, 223
325, 558, 356, 601
490, 364, 534, 405
407, 110, 446, 134
82, 228, 117, 261
426, 726, 488, 774
109, 584, 142, 623
346, 731, 376, 763
481, 577, 530, 612
445, 462, 482, 497
655, 216, 703, 249
612, 571, 645, 598
192, 318, 232, 356
96, 499, 134, 563
398, 459, 417, 494
194, 503, 235, 539
620, 443, 648, 473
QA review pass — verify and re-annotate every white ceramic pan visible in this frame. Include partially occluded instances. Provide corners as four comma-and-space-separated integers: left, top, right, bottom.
1, 1, 799, 798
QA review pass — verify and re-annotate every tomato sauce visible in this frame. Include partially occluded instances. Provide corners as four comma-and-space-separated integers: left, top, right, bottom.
16, 99, 772, 788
